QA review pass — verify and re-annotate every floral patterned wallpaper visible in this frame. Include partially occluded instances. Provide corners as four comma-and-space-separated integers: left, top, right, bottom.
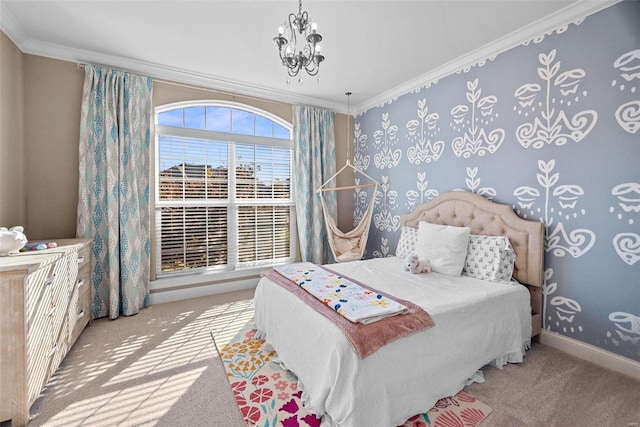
353, 1, 639, 361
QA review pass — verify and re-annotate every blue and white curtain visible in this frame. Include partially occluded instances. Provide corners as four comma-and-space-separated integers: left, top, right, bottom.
77, 65, 153, 319
293, 105, 337, 264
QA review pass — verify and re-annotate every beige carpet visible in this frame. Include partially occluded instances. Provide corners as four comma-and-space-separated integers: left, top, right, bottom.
12, 289, 639, 427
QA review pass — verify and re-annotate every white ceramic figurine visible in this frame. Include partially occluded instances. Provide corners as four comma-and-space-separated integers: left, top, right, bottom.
0, 226, 28, 256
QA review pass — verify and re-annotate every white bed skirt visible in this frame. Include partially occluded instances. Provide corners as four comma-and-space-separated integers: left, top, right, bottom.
254, 257, 531, 427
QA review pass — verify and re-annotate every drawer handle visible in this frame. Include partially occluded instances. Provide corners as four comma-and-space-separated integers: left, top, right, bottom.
77, 256, 85, 264
47, 306, 57, 317
77, 279, 86, 289
46, 346, 57, 359
77, 309, 86, 320
44, 273, 57, 286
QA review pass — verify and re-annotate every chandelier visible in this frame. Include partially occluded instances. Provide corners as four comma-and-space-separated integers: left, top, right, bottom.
273, 0, 324, 83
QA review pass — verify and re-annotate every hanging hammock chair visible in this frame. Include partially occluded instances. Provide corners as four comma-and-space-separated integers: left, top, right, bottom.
317, 160, 379, 262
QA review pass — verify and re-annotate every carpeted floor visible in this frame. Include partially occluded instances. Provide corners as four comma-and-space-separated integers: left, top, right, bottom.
12, 289, 639, 427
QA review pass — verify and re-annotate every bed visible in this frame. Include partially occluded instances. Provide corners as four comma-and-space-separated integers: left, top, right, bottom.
253, 191, 544, 427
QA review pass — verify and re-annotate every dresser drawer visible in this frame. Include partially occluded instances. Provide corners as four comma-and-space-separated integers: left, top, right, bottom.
26, 268, 57, 407
78, 258, 90, 279
69, 265, 91, 346
26, 264, 56, 402
26, 264, 55, 329
52, 249, 80, 370
69, 283, 91, 346
77, 244, 91, 270
26, 318, 54, 407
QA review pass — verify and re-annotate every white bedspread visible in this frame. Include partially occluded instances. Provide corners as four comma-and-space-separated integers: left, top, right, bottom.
254, 257, 531, 427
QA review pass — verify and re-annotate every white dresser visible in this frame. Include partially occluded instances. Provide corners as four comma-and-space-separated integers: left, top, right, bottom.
0, 238, 92, 426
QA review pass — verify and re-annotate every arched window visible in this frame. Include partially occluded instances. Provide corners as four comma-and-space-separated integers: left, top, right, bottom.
155, 101, 295, 276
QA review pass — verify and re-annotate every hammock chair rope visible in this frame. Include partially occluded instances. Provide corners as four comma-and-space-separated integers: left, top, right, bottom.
316, 92, 379, 263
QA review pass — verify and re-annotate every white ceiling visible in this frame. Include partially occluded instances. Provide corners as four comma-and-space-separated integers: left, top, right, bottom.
0, 1, 616, 113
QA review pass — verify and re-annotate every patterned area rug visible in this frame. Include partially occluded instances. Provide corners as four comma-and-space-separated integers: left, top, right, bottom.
213, 322, 492, 427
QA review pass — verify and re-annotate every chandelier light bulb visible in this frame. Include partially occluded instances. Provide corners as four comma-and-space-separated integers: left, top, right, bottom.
278, 25, 284, 36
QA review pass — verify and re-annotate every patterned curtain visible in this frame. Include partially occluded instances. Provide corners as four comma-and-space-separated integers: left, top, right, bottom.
293, 105, 337, 264
77, 65, 153, 319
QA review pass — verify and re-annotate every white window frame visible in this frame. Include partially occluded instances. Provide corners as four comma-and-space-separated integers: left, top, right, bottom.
154, 100, 296, 278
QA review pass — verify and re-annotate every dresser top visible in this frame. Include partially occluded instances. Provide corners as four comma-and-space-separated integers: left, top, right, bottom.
0, 238, 91, 273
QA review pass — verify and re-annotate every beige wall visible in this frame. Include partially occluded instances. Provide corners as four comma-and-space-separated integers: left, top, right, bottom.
0, 32, 26, 229
23, 55, 84, 239
1, 45, 354, 259
334, 112, 355, 231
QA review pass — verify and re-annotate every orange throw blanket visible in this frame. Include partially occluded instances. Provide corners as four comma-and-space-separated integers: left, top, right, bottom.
262, 266, 435, 358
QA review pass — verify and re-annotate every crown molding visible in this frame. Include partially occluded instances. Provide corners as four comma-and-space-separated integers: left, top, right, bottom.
0, 1, 26, 46
353, 0, 621, 115
20, 38, 348, 113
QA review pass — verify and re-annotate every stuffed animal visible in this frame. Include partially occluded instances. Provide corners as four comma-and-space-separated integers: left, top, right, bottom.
0, 226, 28, 256
404, 253, 431, 274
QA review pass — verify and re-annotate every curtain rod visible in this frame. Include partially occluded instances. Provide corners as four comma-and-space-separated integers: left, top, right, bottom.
76, 62, 290, 107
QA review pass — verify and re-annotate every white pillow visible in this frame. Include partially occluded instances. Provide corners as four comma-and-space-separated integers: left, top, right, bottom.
415, 222, 471, 276
396, 226, 419, 259
463, 235, 516, 283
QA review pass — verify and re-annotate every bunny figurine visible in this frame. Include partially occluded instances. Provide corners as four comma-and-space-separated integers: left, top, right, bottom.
0, 226, 28, 256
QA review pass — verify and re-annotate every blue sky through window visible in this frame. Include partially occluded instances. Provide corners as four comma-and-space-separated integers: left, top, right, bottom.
158, 106, 291, 139
206, 107, 231, 132
158, 106, 291, 184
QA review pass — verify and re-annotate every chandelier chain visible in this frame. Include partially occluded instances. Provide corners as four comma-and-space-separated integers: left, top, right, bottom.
346, 92, 352, 162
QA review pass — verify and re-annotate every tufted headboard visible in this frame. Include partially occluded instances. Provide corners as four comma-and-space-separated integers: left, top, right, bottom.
401, 191, 545, 336
400, 191, 544, 288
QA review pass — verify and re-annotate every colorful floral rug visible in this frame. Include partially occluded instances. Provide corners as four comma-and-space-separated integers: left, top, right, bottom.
213, 322, 492, 427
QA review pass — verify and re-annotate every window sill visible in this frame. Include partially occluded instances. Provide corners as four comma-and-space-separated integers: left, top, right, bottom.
151, 265, 270, 291
149, 263, 293, 304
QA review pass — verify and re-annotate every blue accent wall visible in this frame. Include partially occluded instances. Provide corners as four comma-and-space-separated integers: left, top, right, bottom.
354, 1, 639, 361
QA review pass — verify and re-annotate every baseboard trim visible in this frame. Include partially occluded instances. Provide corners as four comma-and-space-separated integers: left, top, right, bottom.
149, 277, 258, 305
540, 330, 640, 381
